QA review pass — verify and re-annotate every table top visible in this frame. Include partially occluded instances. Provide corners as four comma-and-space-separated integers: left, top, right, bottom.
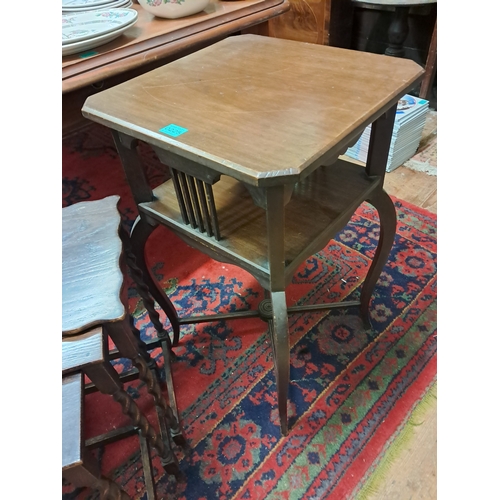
62, 0, 289, 93
82, 35, 424, 187
62, 195, 125, 334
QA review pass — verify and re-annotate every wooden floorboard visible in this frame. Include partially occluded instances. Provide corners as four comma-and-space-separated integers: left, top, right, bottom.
384, 166, 437, 214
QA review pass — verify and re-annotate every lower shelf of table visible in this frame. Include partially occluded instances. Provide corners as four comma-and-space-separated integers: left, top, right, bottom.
140, 159, 382, 287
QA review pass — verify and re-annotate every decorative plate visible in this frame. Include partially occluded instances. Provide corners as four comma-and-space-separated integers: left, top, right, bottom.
62, 16, 137, 56
62, 8, 137, 45
62, 0, 116, 7
63, 0, 131, 11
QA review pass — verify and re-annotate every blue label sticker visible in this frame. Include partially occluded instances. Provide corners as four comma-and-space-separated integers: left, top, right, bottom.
159, 124, 188, 137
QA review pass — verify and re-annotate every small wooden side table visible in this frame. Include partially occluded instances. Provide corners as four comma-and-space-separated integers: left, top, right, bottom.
82, 35, 424, 435
62, 196, 183, 488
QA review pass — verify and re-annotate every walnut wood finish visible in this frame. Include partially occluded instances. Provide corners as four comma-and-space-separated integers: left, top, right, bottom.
140, 160, 381, 288
82, 36, 424, 435
263, 0, 331, 44
62, 0, 290, 136
82, 35, 423, 187
419, 19, 436, 100
62, 0, 289, 94
62, 0, 290, 93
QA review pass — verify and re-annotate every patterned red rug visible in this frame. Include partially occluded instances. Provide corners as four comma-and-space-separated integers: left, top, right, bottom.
62, 123, 437, 500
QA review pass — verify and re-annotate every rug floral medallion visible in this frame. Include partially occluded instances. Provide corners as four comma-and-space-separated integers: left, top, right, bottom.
62, 124, 437, 500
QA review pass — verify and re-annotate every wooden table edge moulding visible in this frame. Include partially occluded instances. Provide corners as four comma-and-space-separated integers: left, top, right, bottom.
81, 35, 424, 435
62, 0, 290, 135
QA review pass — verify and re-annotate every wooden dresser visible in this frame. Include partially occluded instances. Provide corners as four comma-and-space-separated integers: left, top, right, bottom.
257, 0, 354, 46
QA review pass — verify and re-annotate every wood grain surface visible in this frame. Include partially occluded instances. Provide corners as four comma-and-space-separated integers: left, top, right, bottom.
265, 0, 331, 44
62, 372, 84, 469
83, 35, 423, 186
62, 327, 105, 373
62, 0, 290, 93
62, 196, 126, 335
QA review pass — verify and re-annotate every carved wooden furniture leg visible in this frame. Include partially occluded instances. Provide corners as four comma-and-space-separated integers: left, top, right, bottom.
63, 372, 132, 500
125, 217, 185, 446
360, 189, 397, 328
83, 349, 179, 475
355, 104, 398, 328
131, 294, 185, 447
130, 215, 181, 346
128, 315, 155, 368
105, 320, 184, 448
116, 220, 184, 450
385, 6, 410, 57
120, 222, 172, 374
111, 130, 181, 347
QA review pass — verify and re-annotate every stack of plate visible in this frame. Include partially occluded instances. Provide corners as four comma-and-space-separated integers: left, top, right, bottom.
62, 7, 138, 56
63, 0, 133, 13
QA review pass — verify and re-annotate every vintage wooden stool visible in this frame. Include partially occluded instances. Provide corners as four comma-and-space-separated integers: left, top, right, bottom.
62, 195, 184, 497
81, 35, 424, 435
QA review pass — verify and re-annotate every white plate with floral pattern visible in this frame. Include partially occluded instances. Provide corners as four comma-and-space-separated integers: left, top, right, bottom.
62, 0, 116, 8
62, 8, 137, 45
63, 0, 131, 11
62, 13, 137, 55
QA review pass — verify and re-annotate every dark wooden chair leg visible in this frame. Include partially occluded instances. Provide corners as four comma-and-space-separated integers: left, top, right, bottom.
360, 189, 397, 328
130, 215, 181, 346
128, 294, 186, 447
83, 357, 178, 474
105, 321, 184, 460
127, 314, 156, 368
120, 222, 186, 447
419, 20, 437, 101
138, 431, 158, 500
159, 336, 186, 447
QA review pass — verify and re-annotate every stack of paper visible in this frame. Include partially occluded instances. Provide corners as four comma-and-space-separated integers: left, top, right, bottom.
345, 94, 430, 172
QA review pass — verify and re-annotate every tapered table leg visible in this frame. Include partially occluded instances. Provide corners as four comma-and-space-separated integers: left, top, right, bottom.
268, 291, 290, 436
265, 185, 291, 436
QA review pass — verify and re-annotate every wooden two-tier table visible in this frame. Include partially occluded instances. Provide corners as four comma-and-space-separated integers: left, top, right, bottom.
82, 34, 424, 436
